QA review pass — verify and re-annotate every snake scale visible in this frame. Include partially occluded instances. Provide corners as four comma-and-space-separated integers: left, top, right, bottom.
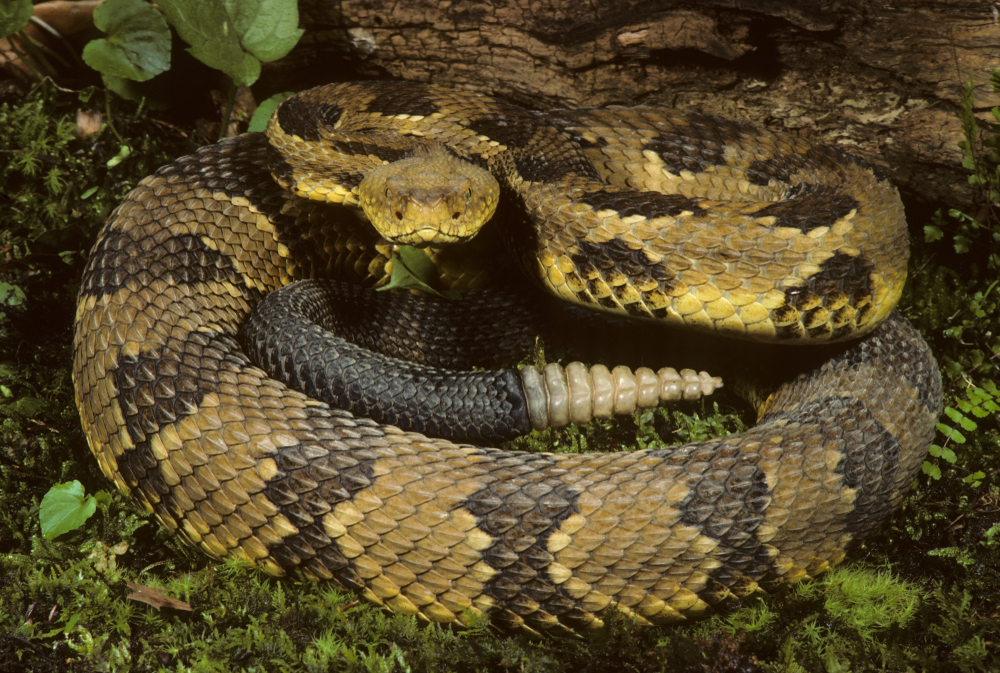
73, 81, 942, 636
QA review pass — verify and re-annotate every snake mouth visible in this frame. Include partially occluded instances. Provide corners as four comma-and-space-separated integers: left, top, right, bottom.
387, 229, 475, 246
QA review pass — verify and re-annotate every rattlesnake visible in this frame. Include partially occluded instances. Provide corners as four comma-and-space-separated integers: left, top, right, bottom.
73, 81, 941, 636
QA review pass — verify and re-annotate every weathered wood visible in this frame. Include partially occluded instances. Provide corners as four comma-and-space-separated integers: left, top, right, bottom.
276, 0, 1000, 211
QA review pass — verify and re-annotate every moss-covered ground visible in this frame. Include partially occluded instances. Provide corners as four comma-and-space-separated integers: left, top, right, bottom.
1, 83, 998, 672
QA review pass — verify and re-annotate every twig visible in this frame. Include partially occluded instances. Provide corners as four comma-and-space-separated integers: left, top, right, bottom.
218, 80, 237, 140
103, 89, 130, 148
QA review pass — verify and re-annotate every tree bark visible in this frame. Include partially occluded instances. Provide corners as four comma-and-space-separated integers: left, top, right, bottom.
272, 0, 1000, 211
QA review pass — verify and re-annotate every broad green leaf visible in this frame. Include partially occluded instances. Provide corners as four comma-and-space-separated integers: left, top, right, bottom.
378, 246, 461, 299
923, 225, 943, 243
158, 0, 302, 86
82, 0, 171, 82
922, 460, 941, 480
40, 481, 98, 540
248, 91, 294, 132
225, 0, 303, 62
0, 0, 32, 40
157, 0, 260, 86
0, 282, 25, 306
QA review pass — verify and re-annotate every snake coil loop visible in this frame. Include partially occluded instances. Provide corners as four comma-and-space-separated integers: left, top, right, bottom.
74, 81, 941, 636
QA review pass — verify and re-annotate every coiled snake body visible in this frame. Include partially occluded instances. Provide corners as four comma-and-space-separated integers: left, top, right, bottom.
73, 81, 941, 635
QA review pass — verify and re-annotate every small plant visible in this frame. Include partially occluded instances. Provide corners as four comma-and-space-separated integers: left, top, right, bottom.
916, 70, 1000, 487
38, 481, 110, 540
87, 0, 303, 134
925, 381, 999, 484
925, 71, 1000, 271
380, 246, 463, 299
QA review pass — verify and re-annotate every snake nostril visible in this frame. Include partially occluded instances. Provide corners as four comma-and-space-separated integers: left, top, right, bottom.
452, 212, 460, 220
395, 211, 403, 220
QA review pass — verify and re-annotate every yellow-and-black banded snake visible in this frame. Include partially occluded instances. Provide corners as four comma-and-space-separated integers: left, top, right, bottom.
73, 81, 941, 636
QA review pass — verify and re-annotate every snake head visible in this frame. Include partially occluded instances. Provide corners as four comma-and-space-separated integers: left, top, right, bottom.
359, 148, 500, 246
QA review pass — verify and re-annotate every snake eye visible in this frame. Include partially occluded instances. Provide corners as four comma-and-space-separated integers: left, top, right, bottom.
385, 188, 391, 199
465, 188, 473, 199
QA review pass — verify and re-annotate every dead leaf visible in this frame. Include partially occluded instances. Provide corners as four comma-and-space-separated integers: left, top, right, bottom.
76, 109, 102, 137
126, 581, 193, 611
86, 539, 128, 572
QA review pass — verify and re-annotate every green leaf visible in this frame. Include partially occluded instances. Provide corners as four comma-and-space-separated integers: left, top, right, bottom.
63, 612, 81, 635
157, 0, 259, 86
107, 144, 132, 167
937, 422, 967, 444
0, 282, 25, 306
965, 471, 986, 487
158, 0, 300, 87
157, 0, 302, 86
922, 461, 942, 480
225, 0, 303, 62
0, 0, 32, 39
944, 406, 978, 432
13, 396, 45, 417
82, 0, 171, 82
954, 234, 972, 254
40, 481, 98, 540
378, 246, 462, 299
923, 225, 943, 243
970, 404, 991, 419
929, 443, 957, 464
248, 92, 294, 132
